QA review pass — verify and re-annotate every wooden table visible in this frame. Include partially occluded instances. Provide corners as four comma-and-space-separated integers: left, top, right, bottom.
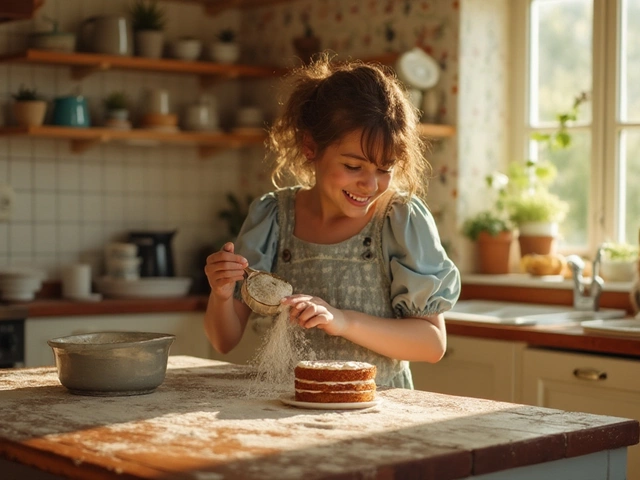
0, 356, 638, 480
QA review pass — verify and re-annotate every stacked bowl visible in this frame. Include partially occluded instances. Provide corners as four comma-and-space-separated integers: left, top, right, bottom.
0, 267, 45, 302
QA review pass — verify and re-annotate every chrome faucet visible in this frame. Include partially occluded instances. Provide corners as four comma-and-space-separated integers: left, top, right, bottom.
566, 246, 605, 311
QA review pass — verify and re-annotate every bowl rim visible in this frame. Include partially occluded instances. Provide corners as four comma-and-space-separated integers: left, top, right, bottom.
47, 331, 176, 351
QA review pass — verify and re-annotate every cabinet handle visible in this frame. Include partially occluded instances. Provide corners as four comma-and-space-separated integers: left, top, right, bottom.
573, 368, 607, 381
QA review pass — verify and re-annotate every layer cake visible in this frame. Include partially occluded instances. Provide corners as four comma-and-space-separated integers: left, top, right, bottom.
294, 360, 376, 403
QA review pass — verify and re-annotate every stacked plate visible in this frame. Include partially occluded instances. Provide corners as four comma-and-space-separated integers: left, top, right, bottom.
0, 267, 45, 301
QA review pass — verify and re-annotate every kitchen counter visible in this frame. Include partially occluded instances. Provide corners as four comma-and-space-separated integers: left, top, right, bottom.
0, 356, 638, 480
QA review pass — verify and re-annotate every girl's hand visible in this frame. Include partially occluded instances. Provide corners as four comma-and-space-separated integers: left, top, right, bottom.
282, 294, 347, 336
204, 242, 248, 301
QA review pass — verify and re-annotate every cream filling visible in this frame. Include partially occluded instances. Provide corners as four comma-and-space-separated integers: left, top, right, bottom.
295, 389, 375, 394
297, 360, 375, 370
296, 379, 375, 386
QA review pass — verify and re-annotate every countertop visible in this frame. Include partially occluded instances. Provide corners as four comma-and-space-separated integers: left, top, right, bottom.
1, 356, 638, 480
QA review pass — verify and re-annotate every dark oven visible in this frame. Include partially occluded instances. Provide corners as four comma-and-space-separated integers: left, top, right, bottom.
0, 306, 26, 368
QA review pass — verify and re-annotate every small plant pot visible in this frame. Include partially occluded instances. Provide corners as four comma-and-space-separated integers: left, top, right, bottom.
13, 100, 47, 127
135, 30, 164, 58
210, 42, 240, 64
600, 259, 636, 282
107, 109, 129, 121
476, 231, 513, 274
518, 235, 556, 257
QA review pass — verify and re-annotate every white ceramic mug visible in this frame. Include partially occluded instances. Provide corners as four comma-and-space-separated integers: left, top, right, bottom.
147, 88, 171, 115
62, 264, 92, 299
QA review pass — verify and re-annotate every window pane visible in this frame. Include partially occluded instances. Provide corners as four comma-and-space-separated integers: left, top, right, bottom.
620, 0, 640, 122
531, 131, 591, 246
622, 130, 640, 244
531, 0, 593, 125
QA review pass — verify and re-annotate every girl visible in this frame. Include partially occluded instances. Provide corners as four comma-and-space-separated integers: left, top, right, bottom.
204, 55, 460, 388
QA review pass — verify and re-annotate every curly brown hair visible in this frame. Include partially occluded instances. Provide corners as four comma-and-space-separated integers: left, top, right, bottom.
267, 53, 432, 200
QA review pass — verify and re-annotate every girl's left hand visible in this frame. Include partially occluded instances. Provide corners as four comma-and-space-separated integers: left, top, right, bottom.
281, 294, 347, 336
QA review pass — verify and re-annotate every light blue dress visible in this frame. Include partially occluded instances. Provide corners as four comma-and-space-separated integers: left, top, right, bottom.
235, 186, 460, 388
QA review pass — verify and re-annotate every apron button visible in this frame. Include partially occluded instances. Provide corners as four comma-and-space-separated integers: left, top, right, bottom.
363, 237, 372, 246
282, 249, 292, 262
362, 250, 373, 260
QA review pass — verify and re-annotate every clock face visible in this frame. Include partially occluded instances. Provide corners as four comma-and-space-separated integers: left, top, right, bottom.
395, 48, 440, 90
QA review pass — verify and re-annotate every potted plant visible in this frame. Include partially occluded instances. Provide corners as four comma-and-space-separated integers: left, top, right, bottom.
103, 91, 131, 130
462, 210, 514, 274
130, 0, 166, 59
210, 29, 239, 64
489, 92, 587, 257
599, 242, 639, 282
11, 85, 47, 127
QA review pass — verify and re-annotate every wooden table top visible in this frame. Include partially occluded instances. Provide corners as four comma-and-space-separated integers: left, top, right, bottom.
1, 356, 638, 480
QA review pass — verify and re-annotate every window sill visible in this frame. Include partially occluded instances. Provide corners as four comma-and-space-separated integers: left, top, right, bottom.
461, 273, 633, 294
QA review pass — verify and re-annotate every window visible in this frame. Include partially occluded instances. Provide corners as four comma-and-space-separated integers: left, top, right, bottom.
513, 0, 640, 252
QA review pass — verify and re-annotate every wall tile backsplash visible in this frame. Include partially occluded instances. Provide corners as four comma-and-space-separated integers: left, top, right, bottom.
0, 0, 510, 284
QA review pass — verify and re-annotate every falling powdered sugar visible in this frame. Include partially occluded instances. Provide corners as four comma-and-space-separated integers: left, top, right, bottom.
248, 307, 314, 398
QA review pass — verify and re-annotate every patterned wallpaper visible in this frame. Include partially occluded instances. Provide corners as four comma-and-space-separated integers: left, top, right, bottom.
240, 0, 510, 271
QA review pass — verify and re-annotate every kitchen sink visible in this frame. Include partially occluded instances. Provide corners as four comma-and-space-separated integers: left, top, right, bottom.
444, 300, 627, 326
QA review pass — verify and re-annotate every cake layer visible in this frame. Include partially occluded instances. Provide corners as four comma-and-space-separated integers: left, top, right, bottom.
295, 390, 376, 403
295, 361, 376, 382
295, 378, 376, 393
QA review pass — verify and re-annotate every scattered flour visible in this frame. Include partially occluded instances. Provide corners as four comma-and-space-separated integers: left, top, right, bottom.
248, 308, 314, 397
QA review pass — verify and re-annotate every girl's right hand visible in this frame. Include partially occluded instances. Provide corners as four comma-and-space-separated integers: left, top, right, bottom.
204, 242, 248, 301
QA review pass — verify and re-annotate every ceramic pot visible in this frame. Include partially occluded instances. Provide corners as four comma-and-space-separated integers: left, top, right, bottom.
477, 231, 513, 274
78, 15, 133, 56
135, 30, 164, 58
518, 235, 556, 257
13, 100, 47, 127
210, 42, 240, 64
52, 96, 90, 128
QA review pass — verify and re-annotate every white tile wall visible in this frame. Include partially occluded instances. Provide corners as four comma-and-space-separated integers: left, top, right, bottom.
0, 0, 268, 282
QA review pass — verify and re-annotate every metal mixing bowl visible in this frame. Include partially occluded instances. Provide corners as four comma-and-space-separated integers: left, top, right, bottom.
47, 331, 175, 396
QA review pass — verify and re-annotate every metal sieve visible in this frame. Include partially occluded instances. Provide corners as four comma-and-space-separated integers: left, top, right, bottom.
241, 267, 292, 316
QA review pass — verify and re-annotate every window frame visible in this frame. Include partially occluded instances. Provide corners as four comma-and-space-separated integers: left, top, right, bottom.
510, 0, 625, 255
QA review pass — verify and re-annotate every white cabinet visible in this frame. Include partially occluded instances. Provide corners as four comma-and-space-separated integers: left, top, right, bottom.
522, 347, 640, 480
207, 319, 263, 366
25, 312, 212, 367
410, 335, 526, 402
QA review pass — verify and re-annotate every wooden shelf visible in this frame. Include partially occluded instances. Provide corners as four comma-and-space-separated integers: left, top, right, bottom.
0, 125, 267, 159
163, 0, 293, 15
0, 49, 285, 83
418, 123, 456, 138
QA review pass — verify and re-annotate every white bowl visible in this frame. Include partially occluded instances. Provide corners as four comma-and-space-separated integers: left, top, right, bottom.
172, 39, 202, 61
0, 267, 45, 301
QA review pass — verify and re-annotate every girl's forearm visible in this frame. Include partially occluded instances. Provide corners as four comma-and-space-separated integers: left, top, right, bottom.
339, 312, 447, 362
203, 295, 250, 354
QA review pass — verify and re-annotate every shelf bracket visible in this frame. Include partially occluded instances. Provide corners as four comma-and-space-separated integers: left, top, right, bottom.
71, 62, 112, 80
198, 146, 225, 158
70, 138, 102, 154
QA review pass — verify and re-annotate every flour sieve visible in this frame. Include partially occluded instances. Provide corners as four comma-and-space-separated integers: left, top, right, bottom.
241, 267, 293, 316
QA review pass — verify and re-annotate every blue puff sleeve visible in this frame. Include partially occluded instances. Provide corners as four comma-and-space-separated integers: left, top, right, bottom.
234, 192, 280, 272
383, 196, 461, 318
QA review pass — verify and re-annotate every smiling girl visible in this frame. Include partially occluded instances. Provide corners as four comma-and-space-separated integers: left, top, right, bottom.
204, 54, 460, 388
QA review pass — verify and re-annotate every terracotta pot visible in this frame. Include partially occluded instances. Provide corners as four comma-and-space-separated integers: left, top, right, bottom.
476, 231, 513, 274
518, 235, 556, 257
13, 100, 47, 127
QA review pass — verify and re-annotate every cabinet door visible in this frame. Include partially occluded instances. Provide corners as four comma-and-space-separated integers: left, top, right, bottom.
522, 347, 640, 480
25, 313, 212, 367
208, 319, 263, 366
410, 335, 526, 402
